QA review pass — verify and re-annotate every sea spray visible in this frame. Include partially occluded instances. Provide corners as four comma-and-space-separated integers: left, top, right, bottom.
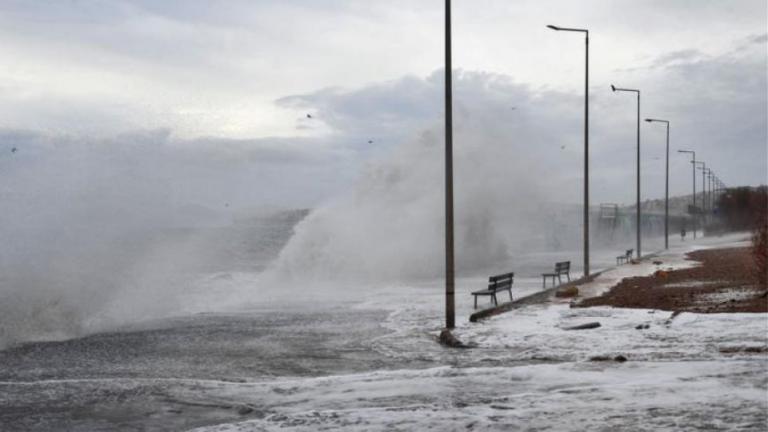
271, 120, 559, 282
0, 130, 308, 347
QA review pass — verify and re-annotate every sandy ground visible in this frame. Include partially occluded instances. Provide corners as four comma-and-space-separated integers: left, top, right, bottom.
579, 246, 767, 313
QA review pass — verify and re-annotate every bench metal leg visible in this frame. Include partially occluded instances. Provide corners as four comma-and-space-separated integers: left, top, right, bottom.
509, 290, 513, 301
566, 273, 571, 282
474, 295, 477, 309
493, 294, 498, 306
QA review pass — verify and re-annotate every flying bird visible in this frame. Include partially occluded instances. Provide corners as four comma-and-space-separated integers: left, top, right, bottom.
306, 114, 312, 119
368, 140, 374, 144
11, 147, 17, 153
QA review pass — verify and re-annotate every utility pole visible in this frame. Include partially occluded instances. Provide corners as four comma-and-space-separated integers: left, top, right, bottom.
444, 0, 455, 329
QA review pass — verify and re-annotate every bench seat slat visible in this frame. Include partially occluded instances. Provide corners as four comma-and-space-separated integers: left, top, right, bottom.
471, 288, 506, 295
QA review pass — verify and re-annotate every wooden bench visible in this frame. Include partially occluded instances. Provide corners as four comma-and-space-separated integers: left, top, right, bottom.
471, 272, 513, 308
616, 249, 633, 265
541, 261, 570, 288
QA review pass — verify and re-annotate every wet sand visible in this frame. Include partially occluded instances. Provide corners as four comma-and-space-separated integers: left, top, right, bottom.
578, 247, 767, 313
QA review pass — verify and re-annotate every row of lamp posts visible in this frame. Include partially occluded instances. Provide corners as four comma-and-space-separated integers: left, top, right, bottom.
443, 0, 724, 329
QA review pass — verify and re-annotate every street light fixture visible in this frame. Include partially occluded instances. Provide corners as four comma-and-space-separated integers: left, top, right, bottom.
645, 118, 670, 249
547, 24, 590, 277
678, 149, 697, 239
612, 84, 642, 258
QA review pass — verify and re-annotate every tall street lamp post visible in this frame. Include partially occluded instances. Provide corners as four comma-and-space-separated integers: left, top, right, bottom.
547, 24, 590, 277
646, 118, 670, 249
444, 0, 455, 329
611, 84, 642, 258
693, 161, 705, 231
678, 150, 697, 239
708, 172, 712, 212
696, 163, 707, 221
708, 171, 715, 214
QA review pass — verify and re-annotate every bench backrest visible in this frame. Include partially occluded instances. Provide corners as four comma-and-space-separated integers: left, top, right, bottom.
555, 261, 570, 273
488, 272, 514, 290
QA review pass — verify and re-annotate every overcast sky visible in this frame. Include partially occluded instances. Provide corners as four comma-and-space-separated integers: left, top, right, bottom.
0, 0, 765, 210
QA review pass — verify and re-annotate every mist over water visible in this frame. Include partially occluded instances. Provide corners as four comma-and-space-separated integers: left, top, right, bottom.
0, 130, 310, 348
0, 72, 642, 348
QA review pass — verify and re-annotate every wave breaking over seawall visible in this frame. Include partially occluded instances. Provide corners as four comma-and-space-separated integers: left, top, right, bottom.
271, 122, 571, 282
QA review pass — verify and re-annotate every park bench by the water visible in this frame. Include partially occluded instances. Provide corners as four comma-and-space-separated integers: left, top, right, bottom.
541, 261, 570, 288
471, 272, 513, 308
616, 249, 633, 264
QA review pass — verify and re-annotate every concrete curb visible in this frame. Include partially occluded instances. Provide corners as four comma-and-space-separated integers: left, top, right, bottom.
468, 272, 602, 323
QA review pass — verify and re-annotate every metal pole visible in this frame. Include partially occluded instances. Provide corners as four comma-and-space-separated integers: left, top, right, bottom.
664, 122, 669, 249
679, 150, 696, 239
611, 85, 642, 256
444, 0, 455, 330
650, 119, 671, 247
709, 173, 713, 214
693, 161, 705, 233
701, 162, 707, 226
692, 156, 696, 239
704, 170, 712, 216
708, 173, 712, 212
705, 170, 710, 216
584, 32, 590, 277
547, 24, 590, 277
636, 93, 641, 258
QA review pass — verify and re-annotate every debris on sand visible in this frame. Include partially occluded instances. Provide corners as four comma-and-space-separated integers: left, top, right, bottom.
589, 354, 628, 362
237, 405, 255, 415
664, 310, 683, 326
556, 286, 579, 298
578, 247, 767, 313
564, 322, 601, 330
718, 345, 768, 354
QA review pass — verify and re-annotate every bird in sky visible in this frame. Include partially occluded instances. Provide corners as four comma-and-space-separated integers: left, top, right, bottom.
306, 114, 312, 119
11, 147, 17, 153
